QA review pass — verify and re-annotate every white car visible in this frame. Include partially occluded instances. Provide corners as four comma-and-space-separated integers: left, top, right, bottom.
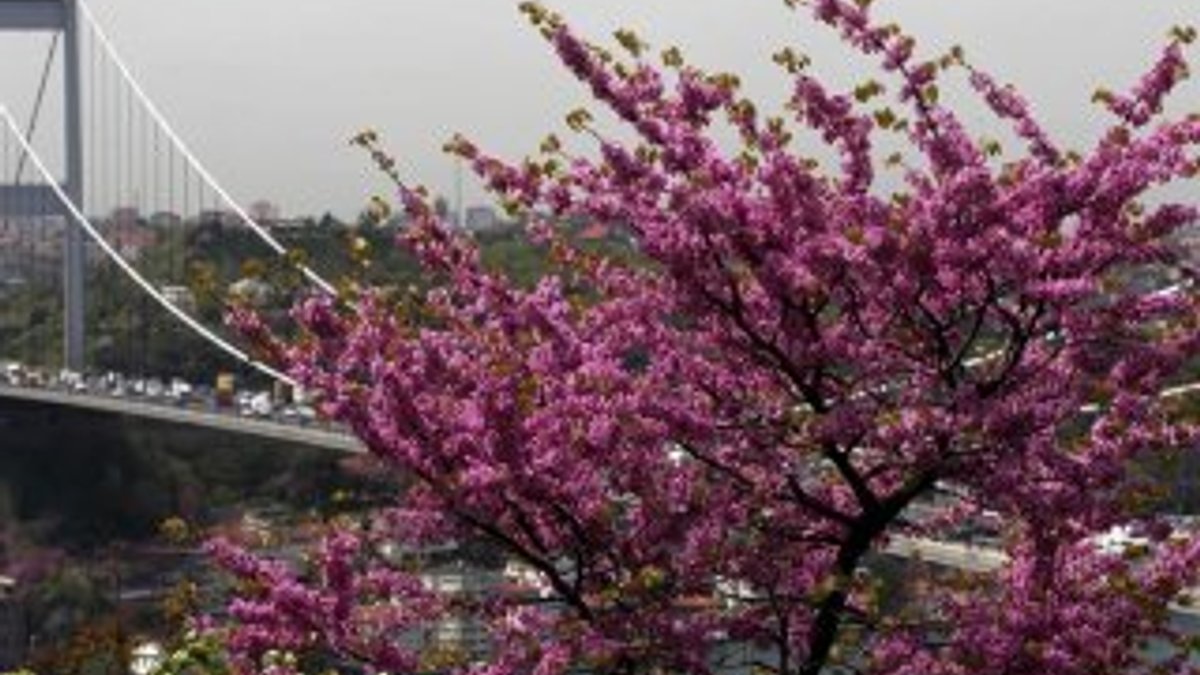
145, 378, 165, 399
249, 391, 274, 417
167, 378, 193, 404
58, 369, 87, 393
1092, 525, 1151, 555
4, 362, 25, 386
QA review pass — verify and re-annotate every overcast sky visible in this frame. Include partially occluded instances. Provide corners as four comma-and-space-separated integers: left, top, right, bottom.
2, 0, 1197, 218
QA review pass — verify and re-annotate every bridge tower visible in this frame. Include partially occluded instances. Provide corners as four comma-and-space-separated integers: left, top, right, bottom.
0, 0, 84, 371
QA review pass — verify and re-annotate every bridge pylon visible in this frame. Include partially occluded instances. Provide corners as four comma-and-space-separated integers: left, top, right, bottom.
0, 0, 85, 371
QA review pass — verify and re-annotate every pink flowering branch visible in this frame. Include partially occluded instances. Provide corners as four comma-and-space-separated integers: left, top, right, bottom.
1098, 32, 1194, 128
207, 531, 443, 674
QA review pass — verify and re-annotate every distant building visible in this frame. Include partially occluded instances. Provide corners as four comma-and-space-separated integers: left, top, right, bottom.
1173, 224, 1198, 264
106, 222, 158, 261
268, 218, 312, 234
464, 205, 499, 232
161, 285, 196, 311
248, 200, 281, 227
269, 217, 314, 232
195, 209, 240, 229
433, 197, 452, 226
148, 211, 182, 229
109, 206, 140, 228
228, 277, 274, 307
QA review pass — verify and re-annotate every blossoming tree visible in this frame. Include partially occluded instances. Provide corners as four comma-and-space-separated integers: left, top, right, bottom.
211, 2, 1200, 673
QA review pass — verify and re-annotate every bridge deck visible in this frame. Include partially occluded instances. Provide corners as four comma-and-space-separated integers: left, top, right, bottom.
0, 0, 66, 32
890, 537, 1200, 618
0, 383, 363, 452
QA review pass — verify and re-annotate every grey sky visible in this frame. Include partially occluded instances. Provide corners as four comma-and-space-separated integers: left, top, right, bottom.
3, 0, 1197, 218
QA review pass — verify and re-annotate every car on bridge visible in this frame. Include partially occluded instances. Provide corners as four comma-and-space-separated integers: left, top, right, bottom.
3, 362, 23, 386
166, 378, 193, 405
241, 391, 275, 418
55, 369, 88, 393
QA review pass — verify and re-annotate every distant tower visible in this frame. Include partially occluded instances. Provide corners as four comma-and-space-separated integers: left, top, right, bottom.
454, 157, 464, 229
0, 0, 85, 370
248, 199, 280, 227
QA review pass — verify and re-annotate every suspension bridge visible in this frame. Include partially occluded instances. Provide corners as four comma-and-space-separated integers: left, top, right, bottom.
0, 0, 359, 449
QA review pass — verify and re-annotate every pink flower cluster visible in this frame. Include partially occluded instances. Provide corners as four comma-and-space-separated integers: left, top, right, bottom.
207, 531, 443, 674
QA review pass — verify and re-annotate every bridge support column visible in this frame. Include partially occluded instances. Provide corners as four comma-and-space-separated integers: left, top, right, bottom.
0, 0, 86, 370
62, 0, 84, 371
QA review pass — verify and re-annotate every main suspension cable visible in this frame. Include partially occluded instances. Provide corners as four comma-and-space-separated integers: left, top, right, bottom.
76, 0, 336, 295
0, 105, 296, 385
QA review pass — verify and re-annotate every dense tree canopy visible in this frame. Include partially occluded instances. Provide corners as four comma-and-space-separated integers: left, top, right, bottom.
211, 2, 1200, 674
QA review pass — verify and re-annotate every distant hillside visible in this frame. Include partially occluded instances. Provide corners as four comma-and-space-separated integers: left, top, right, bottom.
0, 399, 353, 556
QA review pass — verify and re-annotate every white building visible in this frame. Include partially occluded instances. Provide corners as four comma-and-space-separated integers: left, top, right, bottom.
464, 205, 499, 232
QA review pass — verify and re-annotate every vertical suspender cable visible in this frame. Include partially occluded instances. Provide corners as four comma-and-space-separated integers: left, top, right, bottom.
0, 106, 296, 385
182, 152, 189, 267
136, 80, 148, 373
109, 47, 116, 224
168, 129, 176, 283
140, 82, 147, 223
125, 61, 132, 210
137, 82, 149, 375
97, 25, 105, 220
119, 55, 126, 213
2, 131, 8, 360
23, 141, 32, 365
2, 128, 8, 272
77, 0, 335, 296
14, 34, 59, 185
151, 103, 158, 223
88, 22, 95, 217
39, 176, 50, 366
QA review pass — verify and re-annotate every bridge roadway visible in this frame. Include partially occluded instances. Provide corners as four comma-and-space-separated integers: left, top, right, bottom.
890, 536, 1200, 618
0, 383, 364, 452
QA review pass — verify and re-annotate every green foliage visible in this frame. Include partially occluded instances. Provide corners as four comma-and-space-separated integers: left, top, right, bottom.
151, 632, 230, 675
